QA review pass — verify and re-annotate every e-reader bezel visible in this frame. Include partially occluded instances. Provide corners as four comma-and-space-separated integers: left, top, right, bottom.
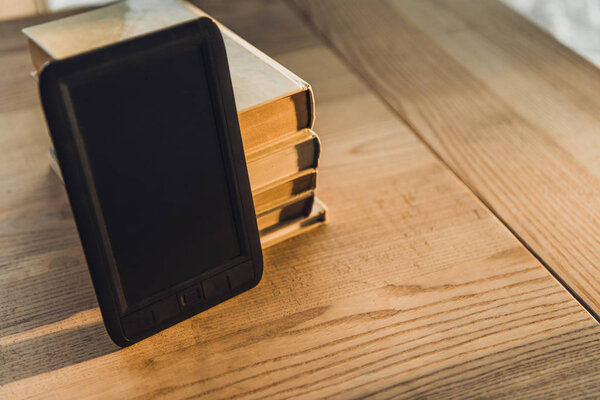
38, 17, 263, 347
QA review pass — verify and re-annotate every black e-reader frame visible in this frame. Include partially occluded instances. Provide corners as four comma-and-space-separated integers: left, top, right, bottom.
38, 18, 263, 347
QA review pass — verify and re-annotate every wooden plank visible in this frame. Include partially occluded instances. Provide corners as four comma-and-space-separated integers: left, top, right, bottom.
0, 0, 38, 21
2, 1, 600, 398
291, 0, 600, 319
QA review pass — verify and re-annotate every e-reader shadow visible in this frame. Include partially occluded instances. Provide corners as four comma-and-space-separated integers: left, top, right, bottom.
1, 322, 118, 385
1, 249, 98, 337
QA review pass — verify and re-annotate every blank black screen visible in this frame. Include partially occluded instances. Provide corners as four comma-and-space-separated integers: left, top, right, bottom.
66, 46, 241, 306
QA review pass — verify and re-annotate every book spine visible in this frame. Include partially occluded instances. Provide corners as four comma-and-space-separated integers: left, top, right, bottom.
253, 169, 318, 215
260, 197, 327, 248
306, 85, 316, 130
257, 193, 315, 232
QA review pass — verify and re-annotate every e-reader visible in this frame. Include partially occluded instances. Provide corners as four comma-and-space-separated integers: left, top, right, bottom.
38, 17, 263, 346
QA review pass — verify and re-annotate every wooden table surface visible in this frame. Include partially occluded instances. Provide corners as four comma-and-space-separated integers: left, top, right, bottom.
3, 0, 600, 398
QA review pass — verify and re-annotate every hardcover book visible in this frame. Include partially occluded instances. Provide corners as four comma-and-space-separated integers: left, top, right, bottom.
23, 0, 327, 249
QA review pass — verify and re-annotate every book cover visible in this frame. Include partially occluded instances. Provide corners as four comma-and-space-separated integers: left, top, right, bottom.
22, 0, 315, 152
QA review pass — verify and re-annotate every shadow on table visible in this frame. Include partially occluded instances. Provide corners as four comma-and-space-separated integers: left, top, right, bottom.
1, 171, 120, 385
1, 322, 118, 385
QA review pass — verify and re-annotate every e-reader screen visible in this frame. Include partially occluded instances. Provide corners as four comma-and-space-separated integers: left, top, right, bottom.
65, 47, 241, 306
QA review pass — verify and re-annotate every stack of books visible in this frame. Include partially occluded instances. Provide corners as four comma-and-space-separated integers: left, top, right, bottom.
22, 1, 327, 249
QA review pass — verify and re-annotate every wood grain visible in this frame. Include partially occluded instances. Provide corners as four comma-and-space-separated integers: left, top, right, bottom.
2, 1, 600, 398
291, 0, 600, 320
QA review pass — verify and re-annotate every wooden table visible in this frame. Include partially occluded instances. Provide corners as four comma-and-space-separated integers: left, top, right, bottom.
3, 1, 600, 398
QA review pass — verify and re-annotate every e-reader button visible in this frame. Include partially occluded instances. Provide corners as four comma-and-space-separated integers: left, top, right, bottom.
202, 273, 230, 300
121, 309, 154, 339
151, 296, 179, 324
228, 262, 254, 289
178, 285, 203, 309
